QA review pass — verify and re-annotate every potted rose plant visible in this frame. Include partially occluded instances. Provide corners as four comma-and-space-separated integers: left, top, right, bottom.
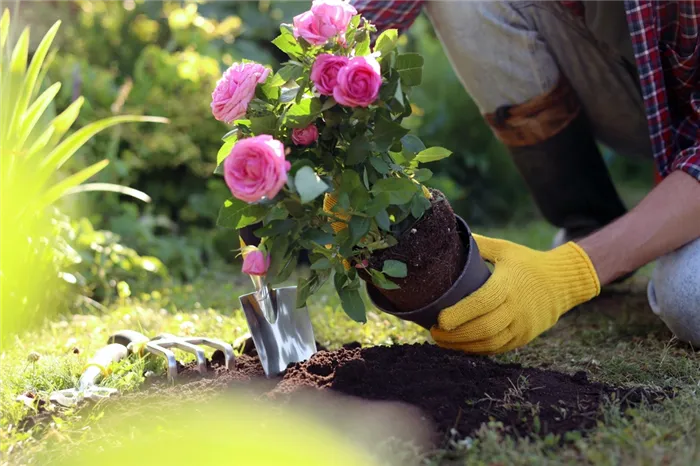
211, 0, 490, 329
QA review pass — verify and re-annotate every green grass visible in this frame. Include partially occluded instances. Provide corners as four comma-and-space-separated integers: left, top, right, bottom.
1, 223, 698, 465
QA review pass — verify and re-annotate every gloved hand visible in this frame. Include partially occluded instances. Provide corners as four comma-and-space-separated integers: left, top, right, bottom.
323, 193, 350, 233
430, 234, 600, 354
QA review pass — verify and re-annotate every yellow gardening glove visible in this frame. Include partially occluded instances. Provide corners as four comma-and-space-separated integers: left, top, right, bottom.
323, 193, 350, 233
430, 235, 601, 354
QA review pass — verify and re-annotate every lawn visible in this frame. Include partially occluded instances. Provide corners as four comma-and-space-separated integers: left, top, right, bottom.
1, 223, 698, 466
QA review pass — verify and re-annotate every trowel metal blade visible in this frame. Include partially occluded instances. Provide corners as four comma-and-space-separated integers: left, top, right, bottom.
239, 286, 317, 377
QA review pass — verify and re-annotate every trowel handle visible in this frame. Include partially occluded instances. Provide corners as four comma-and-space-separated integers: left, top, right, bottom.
248, 274, 278, 324
79, 343, 128, 390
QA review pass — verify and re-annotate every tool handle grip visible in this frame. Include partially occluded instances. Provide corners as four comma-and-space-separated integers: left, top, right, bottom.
88, 343, 128, 369
79, 343, 128, 389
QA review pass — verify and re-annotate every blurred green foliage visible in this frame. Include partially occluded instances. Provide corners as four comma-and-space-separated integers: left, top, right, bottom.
56, 213, 168, 304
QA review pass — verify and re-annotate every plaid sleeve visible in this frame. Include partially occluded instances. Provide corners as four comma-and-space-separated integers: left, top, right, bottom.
671, 145, 700, 182
349, 0, 424, 33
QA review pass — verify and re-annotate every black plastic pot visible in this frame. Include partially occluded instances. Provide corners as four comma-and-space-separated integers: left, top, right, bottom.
366, 215, 492, 330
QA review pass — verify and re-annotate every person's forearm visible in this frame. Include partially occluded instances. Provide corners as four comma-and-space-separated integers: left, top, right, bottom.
578, 170, 700, 286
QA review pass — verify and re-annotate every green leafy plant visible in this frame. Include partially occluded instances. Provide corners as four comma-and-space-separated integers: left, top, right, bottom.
0, 10, 167, 339
213, 4, 452, 322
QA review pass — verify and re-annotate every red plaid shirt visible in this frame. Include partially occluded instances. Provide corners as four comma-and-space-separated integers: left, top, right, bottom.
351, 0, 700, 183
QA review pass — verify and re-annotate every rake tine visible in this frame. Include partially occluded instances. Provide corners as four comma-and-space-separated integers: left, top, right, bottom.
145, 342, 179, 382
179, 338, 235, 371
165, 340, 207, 375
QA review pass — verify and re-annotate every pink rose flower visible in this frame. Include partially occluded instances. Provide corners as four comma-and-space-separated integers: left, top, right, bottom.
211, 63, 270, 124
242, 249, 270, 276
333, 56, 382, 108
223, 135, 291, 203
291, 125, 319, 146
310, 54, 349, 96
293, 0, 357, 46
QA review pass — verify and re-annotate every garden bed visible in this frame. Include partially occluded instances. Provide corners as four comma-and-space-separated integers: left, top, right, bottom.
142, 341, 661, 445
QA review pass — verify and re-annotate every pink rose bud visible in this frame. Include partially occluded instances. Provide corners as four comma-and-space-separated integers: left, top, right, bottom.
293, 0, 357, 46
211, 62, 270, 124
354, 259, 369, 269
291, 125, 319, 146
333, 56, 382, 108
242, 249, 270, 276
310, 54, 349, 96
223, 135, 291, 203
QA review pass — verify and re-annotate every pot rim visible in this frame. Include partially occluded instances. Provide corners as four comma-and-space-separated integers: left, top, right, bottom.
366, 215, 492, 330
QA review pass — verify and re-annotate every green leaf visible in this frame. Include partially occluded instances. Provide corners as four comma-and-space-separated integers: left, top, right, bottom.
272, 31, 303, 58
349, 216, 371, 244
364, 192, 391, 216
296, 276, 314, 308
279, 85, 299, 103
346, 135, 371, 165
337, 287, 367, 323
265, 205, 290, 223
369, 269, 400, 290
401, 134, 426, 155
350, 186, 369, 210
373, 115, 409, 152
304, 229, 334, 247
374, 29, 398, 58
375, 209, 390, 231
410, 194, 431, 219
58, 182, 151, 203
286, 98, 322, 128
355, 34, 370, 56
372, 178, 418, 205
413, 168, 433, 182
10, 20, 60, 147
267, 63, 303, 88
38, 159, 109, 209
369, 156, 390, 174
216, 198, 267, 229
414, 147, 453, 163
362, 167, 370, 189
265, 235, 290, 283
340, 170, 362, 193
395, 53, 424, 87
295, 166, 329, 203
321, 97, 337, 112
310, 258, 331, 270
250, 114, 277, 135
382, 260, 407, 278
15, 82, 61, 149
336, 191, 350, 211
271, 251, 298, 285
222, 128, 238, 141
0, 9, 10, 50
37, 115, 169, 192
217, 139, 235, 165
254, 219, 295, 237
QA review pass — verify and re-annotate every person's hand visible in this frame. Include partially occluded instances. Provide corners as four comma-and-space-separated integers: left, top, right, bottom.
430, 234, 601, 354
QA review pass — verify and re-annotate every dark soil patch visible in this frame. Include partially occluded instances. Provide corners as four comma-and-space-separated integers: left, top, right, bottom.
132, 342, 663, 446
364, 189, 466, 312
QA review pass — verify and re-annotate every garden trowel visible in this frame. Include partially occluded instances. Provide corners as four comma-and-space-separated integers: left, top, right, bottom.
239, 271, 317, 378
